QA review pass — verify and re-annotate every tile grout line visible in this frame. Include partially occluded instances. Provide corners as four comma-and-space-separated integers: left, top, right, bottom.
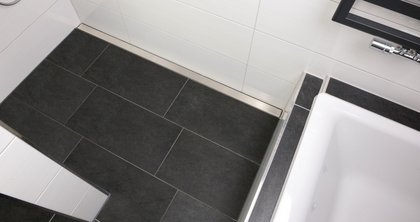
163, 79, 189, 117
82, 44, 110, 75
154, 128, 184, 175
177, 190, 237, 221
45, 59, 99, 87
158, 190, 178, 222
64, 85, 97, 125
240, 0, 263, 91
48, 214, 55, 222
61, 137, 83, 164
185, 128, 260, 166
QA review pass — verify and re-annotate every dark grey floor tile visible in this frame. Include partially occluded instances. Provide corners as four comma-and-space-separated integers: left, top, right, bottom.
0, 96, 81, 163
84, 45, 188, 115
47, 29, 108, 75
249, 106, 309, 222
165, 81, 278, 163
50, 215, 77, 222
13, 61, 95, 123
295, 74, 323, 109
326, 78, 420, 131
161, 192, 234, 222
0, 194, 52, 222
64, 139, 177, 222
67, 88, 181, 173
156, 130, 259, 219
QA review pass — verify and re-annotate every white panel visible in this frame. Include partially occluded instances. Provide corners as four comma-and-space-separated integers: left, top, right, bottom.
0, 0, 80, 103
0, 127, 15, 155
256, 0, 341, 55
125, 17, 246, 90
0, 0, 56, 52
72, 186, 109, 222
118, 0, 254, 62
36, 168, 91, 215
175, 0, 260, 27
71, 0, 129, 42
248, 31, 312, 84
243, 66, 295, 108
0, 139, 61, 203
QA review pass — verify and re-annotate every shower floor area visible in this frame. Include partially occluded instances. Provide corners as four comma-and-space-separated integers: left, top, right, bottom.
0, 29, 279, 222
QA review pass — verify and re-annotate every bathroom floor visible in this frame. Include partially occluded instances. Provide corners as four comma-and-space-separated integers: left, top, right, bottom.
0, 29, 278, 222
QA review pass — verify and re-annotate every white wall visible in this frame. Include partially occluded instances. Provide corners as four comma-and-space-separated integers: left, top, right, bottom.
70, 0, 420, 111
0, 0, 80, 103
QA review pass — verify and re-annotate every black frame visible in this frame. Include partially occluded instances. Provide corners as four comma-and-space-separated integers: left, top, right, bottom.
332, 0, 420, 51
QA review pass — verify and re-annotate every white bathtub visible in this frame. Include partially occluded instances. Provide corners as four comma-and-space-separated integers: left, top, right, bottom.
272, 93, 420, 222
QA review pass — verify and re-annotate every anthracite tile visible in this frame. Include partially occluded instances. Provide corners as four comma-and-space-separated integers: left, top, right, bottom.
249, 106, 309, 222
165, 81, 278, 163
0, 96, 81, 163
64, 139, 177, 222
295, 74, 323, 109
0, 194, 52, 222
50, 215, 77, 222
157, 130, 259, 219
47, 29, 108, 75
326, 78, 420, 131
13, 61, 95, 123
67, 88, 182, 173
84, 45, 188, 115
161, 192, 234, 222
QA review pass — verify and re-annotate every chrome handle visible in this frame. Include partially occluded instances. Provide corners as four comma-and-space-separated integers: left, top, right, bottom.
371, 39, 420, 64
0, 0, 21, 6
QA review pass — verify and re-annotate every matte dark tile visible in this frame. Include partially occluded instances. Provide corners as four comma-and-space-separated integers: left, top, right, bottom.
47, 29, 108, 75
0, 96, 81, 163
0, 194, 52, 222
64, 139, 177, 222
84, 45, 188, 115
13, 61, 95, 123
157, 130, 259, 219
249, 106, 309, 222
165, 81, 278, 163
50, 215, 77, 222
161, 192, 234, 222
295, 74, 323, 109
326, 78, 420, 131
67, 88, 182, 173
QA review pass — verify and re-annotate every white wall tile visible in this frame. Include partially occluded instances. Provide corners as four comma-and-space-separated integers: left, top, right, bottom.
72, 186, 109, 222
305, 52, 420, 112
118, 0, 254, 62
0, 139, 61, 203
0, 0, 80, 103
71, 0, 129, 42
175, 0, 260, 27
329, 28, 420, 93
36, 168, 91, 216
0, 127, 15, 155
125, 17, 246, 90
243, 66, 295, 108
0, 0, 56, 53
248, 32, 312, 84
256, 0, 341, 55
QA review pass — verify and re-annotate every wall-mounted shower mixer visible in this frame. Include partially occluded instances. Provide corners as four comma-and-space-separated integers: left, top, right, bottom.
371, 39, 420, 64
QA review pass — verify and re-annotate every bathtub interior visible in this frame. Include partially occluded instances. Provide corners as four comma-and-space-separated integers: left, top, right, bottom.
273, 94, 420, 222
